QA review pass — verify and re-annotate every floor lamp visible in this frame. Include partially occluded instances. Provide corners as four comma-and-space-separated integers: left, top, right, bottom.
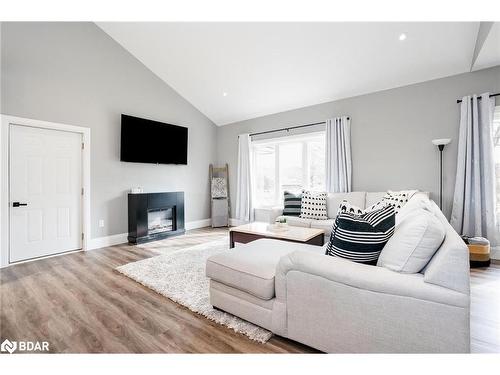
431, 138, 451, 209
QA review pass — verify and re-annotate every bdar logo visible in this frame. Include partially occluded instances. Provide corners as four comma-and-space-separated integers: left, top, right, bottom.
1, 339, 17, 354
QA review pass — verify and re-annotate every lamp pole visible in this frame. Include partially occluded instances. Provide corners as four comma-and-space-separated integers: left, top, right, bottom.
438, 144, 444, 210
432, 139, 451, 211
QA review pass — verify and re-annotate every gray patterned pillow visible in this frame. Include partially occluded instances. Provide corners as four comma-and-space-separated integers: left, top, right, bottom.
299, 190, 328, 220
211, 177, 227, 198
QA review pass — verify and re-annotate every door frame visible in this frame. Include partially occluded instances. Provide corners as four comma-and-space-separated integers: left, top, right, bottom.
0, 115, 91, 267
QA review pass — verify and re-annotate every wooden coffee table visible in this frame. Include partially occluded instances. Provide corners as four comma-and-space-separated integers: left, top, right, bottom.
229, 222, 325, 248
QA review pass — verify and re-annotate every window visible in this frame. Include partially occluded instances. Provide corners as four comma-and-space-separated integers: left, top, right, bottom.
252, 132, 325, 207
493, 106, 500, 230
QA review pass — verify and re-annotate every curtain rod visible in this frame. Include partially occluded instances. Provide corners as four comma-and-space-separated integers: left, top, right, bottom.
248, 119, 345, 137
456, 92, 499, 103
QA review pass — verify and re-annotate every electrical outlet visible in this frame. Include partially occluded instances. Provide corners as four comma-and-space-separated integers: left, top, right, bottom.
99, 219, 105, 228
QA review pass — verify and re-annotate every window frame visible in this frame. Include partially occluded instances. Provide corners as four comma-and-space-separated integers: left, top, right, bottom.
251, 131, 326, 208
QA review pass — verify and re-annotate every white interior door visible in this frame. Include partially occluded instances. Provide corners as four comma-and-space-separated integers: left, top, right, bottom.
10, 124, 82, 262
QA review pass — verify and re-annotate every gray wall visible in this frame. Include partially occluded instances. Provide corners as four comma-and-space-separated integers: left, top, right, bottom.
217, 65, 500, 219
1, 22, 218, 238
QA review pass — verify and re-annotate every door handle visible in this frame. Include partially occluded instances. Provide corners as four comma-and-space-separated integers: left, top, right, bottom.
12, 202, 28, 207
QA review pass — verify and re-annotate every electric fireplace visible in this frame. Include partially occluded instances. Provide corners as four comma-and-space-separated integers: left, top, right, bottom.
127, 192, 185, 244
148, 207, 175, 235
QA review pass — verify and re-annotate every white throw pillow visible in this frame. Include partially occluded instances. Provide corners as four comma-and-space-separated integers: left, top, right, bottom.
396, 193, 433, 225
377, 209, 445, 273
368, 190, 418, 214
300, 190, 328, 220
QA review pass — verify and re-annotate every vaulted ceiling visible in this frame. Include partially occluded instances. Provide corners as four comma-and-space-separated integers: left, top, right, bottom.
97, 22, 500, 126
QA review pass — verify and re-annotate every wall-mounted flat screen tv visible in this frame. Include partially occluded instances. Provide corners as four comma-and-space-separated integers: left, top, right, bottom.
120, 114, 188, 165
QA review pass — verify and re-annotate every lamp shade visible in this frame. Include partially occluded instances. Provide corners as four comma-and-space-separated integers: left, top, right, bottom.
432, 138, 451, 146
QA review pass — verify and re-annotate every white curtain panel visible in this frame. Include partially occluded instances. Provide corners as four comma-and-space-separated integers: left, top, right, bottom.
326, 116, 352, 193
450, 93, 498, 245
235, 133, 254, 222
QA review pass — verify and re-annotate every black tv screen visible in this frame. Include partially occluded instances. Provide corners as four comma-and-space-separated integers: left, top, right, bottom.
120, 114, 188, 165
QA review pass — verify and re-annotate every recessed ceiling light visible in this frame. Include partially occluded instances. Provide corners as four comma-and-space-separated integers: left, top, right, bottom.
222, 92, 228, 97
399, 33, 407, 41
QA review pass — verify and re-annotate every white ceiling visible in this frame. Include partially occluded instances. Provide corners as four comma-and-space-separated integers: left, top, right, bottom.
97, 22, 499, 126
472, 22, 500, 71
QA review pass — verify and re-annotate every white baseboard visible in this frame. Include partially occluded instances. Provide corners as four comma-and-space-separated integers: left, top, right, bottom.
87, 232, 128, 250
185, 218, 212, 230
87, 218, 212, 251
229, 218, 247, 226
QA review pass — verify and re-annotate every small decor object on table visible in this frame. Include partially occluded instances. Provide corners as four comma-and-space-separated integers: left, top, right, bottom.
267, 217, 288, 232
462, 236, 490, 267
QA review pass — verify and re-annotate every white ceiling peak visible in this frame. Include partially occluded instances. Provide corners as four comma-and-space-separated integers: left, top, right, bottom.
97, 22, 497, 126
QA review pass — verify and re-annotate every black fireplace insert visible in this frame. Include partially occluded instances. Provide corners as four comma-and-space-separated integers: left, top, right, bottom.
128, 192, 185, 244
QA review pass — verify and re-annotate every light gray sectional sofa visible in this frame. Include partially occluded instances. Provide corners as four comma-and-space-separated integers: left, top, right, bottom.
206, 193, 470, 353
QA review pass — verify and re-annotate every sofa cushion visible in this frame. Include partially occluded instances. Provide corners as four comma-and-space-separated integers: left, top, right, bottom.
378, 209, 445, 273
206, 239, 323, 300
326, 204, 396, 264
326, 192, 366, 218
310, 219, 335, 235
300, 190, 328, 220
423, 201, 470, 294
276, 216, 313, 228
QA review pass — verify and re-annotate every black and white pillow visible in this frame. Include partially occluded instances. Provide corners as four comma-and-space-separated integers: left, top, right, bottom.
299, 190, 328, 220
366, 190, 418, 214
326, 201, 395, 264
382, 190, 417, 214
338, 200, 366, 215
283, 191, 302, 216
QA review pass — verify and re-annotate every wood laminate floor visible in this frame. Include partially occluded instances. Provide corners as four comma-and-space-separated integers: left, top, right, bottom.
1, 227, 499, 353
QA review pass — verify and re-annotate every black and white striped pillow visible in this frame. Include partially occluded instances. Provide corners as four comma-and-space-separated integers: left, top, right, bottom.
326, 201, 395, 265
283, 191, 302, 216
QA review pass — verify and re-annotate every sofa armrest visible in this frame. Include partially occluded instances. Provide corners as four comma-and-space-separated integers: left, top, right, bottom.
254, 207, 283, 224
275, 250, 469, 308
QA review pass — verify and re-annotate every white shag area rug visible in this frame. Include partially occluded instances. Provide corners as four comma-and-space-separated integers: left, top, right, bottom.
116, 238, 273, 343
